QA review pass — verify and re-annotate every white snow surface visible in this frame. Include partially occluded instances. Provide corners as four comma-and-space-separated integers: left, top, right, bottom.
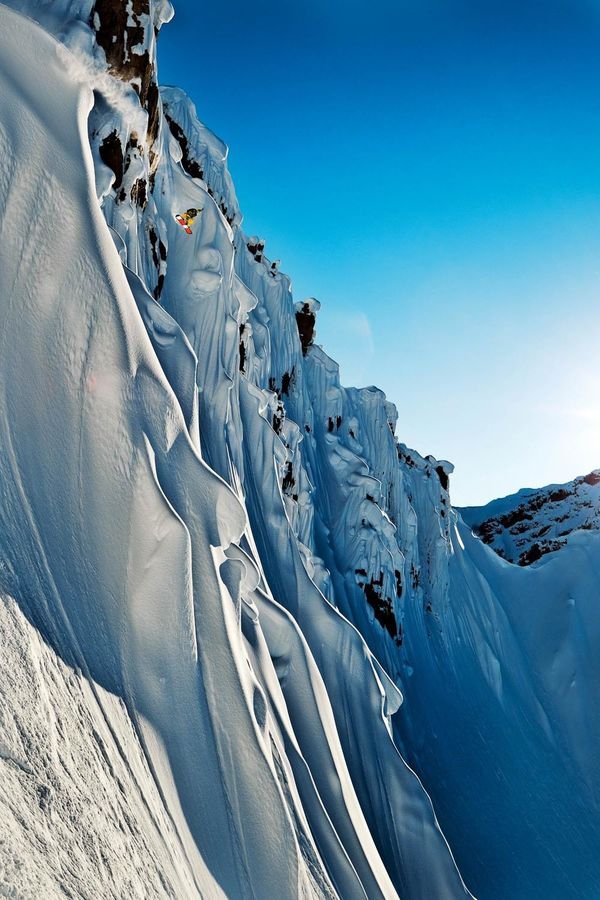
0, 2, 599, 899
0, 4, 468, 899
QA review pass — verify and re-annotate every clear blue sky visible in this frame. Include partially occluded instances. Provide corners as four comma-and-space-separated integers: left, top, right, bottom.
158, 0, 600, 505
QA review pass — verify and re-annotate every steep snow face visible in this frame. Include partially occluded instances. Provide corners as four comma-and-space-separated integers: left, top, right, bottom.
0, 3, 469, 899
396, 510, 600, 900
461, 470, 600, 565
0, 9, 320, 898
1, 2, 598, 899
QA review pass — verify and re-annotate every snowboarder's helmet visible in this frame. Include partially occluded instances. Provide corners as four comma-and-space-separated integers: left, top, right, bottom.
187, 208, 198, 216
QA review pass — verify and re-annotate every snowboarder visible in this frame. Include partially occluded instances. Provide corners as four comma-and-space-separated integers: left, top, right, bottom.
175, 207, 202, 235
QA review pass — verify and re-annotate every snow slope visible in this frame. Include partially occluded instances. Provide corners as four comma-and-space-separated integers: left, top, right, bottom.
396, 513, 600, 899
0, 3, 469, 898
0, 1, 599, 898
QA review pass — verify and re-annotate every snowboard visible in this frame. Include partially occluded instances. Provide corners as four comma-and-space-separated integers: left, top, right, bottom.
175, 214, 193, 235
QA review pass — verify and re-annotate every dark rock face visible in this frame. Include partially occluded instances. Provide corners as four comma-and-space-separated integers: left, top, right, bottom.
90, 0, 161, 202
355, 570, 402, 645
164, 114, 204, 180
98, 129, 123, 189
281, 369, 294, 396
282, 462, 295, 494
295, 303, 315, 355
517, 540, 567, 566
91, 0, 152, 103
239, 324, 247, 373
436, 465, 449, 492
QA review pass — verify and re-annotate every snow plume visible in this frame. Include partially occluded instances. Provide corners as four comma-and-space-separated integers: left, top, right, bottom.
0, 2, 599, 899
55, 40, 147, 132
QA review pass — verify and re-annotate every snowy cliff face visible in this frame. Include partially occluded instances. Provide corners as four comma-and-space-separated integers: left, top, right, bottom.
0, 4, 468, 899
0, 3, 599, 899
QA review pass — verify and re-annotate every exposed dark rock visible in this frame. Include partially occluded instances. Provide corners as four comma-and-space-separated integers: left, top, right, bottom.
165, 113, 204, 180
146, 81, 160, 149
295, 302, 315, 355
394, 569, 403, 598
549, 488, 572, 503
149, 226, 159, 268
131, 177, 147, 208
148, 227, 166, 296
91, 0, 156, 126
398, 447, 415, 468
272, 405, 283, 435
282, 462, 295, 493
281, 368, 295, 396
518, 539, 566, 566
239, 324, 246, 374
436, 465, 449, 492
98, 129, 123, 190
362, 578, 400, 643
518, 543, 543, 566
583, 471, 600, 486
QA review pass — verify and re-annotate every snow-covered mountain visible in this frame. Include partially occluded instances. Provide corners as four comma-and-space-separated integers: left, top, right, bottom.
0, 2, 598, 899
461, 470, 600, 565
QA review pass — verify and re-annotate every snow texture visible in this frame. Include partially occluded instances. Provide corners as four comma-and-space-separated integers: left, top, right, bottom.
0, 2, 598, 899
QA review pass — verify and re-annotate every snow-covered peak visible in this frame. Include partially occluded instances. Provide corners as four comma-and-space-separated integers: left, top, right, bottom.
461, 469, 600, 564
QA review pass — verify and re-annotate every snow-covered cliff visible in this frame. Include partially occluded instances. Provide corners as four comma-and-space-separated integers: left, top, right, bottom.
0, 2, 598, 899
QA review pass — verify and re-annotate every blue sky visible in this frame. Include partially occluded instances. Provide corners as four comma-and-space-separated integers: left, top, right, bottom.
159, 1, 600, 505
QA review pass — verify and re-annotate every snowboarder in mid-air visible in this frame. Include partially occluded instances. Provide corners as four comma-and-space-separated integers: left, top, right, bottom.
175, 207, 202, 235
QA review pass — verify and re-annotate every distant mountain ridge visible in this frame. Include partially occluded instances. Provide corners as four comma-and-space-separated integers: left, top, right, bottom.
461, 470, 600, 565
